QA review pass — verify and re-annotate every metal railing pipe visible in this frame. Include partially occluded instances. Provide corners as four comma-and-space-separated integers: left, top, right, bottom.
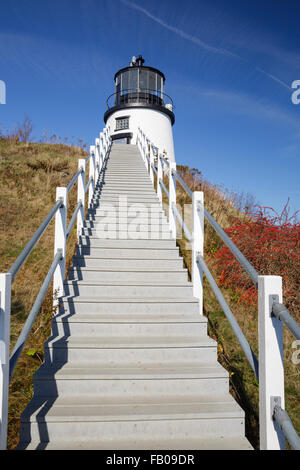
66, 201, 82, 240
203, 208, 259, 287
172, 202, 192, 243
273, 405, 300, 450
272, 302, 300, 340
66, 168, 82, 193
197, 254, 259, 380
8, 199, 63, 283
151, 163, 158, 176
172, 168, 258, 287
84, 175, 93, 195
9, 250, 62, 380
160, 156, 170, 167
172, 170, 193, 198
159, 179, 169, 199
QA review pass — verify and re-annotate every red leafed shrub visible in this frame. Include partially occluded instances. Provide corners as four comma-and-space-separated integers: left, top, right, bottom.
210, 201, 300, 316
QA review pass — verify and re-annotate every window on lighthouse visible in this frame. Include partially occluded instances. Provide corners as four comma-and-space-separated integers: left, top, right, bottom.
115, 116, 129, 130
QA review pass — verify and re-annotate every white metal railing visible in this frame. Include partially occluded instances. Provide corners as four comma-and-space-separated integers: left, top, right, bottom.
0, 125, 111, 450
137, 126, 300, 451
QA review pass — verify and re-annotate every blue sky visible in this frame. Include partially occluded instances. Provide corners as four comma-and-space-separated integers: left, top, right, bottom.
1, 0, 300, 216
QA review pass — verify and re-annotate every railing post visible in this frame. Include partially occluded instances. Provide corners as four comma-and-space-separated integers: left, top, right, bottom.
142, 134, 147, 167
102, 129, 107, 156
88, 146, 95, 207
77, 159, 86, 239
138, 129, 143, 162
157, 153, 163, 205
137, 128, 141, 150
169, 162, 177, 239
104, 127, 109, 152
99, 132, 104, 171
192, 191, 204, 315
149, 144, 154, 185
0, 273, 11, 450
258, 275, 285, 450
95, 138, 100, 184
53, 187, 67, 306
143, 133, 147, 164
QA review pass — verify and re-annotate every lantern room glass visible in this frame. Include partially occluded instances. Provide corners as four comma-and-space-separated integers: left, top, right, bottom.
115, 68, 164, 106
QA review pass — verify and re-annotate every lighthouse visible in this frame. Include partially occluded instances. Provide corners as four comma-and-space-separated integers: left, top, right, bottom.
104, 55, 175, 161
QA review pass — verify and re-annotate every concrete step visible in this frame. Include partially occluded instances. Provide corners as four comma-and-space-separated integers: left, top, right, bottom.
33, 362, 228, 397
52, 317, 207, 338
94, 198, 161, 205
104, 175, 150, 180
57, 304, 202, 323
101, 178, 152, 184
77, 238, 175, 249
83, 224, 171, 233
98, 192, 159, 199
99, 170, 149, 174
60, 296, 199, 316
63, 281, 193, 298
20, 436, 253, 450
86, 209, 166, 219
21, 394, 244, 422
19, 400, 245, 445
97, 197, 160, 204
105, 168, 148, 172
74, 247, 179, 258
88, 204, 166, 213
68, 268, 186, 283
97, 184, 156, 191
45, 336, 217, 364
85, 216, 168, 225
80, 227, 173, 240
95, 201, 162, 209
71, 256, 183, 270
61, 296, 199, 321
98, 187, 157, 194
99, 178, 153, 183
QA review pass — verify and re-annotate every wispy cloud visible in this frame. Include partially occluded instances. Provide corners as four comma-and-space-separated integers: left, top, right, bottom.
121, 0, 239, 59
255, 67, 291, 90
182, 84, 300, 130
121, 0, 291, 91
0, 31, 112, 87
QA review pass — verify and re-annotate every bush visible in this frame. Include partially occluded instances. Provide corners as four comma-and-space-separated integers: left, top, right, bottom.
210, 201, 300, 319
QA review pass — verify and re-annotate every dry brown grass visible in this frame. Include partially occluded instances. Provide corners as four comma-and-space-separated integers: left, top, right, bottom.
0, 138, 88, 449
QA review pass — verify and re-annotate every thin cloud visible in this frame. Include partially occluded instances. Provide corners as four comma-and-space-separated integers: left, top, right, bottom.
184, 85, 300, 130
121, 0, 291, 92
121, 0, 239, 59
255, 67, 291, 90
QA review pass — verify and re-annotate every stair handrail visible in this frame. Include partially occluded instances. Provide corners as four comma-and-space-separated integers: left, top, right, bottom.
172, 169, 259, 286
0, 126, 111, 449
137, 126, 300, 451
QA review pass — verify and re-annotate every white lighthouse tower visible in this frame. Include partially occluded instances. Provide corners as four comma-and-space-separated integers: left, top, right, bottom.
104, 55, 175, 161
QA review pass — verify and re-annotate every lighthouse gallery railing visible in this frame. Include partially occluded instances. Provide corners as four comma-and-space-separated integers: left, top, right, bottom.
137, 126, 300, 451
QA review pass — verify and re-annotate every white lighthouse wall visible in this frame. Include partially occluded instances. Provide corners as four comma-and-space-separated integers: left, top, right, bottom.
105, 107, 175, 162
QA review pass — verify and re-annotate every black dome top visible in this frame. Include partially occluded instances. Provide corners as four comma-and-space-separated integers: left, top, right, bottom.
114, 55, 165, 82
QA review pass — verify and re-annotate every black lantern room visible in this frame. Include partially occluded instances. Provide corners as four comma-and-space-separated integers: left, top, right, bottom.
104, 55, 174, 125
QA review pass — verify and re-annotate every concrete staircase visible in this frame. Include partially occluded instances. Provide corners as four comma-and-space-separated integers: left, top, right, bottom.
18, 144, 252, 450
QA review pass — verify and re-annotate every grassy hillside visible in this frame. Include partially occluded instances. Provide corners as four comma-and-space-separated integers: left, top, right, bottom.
0, 138, 88, 449
1, 139, 299, 450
